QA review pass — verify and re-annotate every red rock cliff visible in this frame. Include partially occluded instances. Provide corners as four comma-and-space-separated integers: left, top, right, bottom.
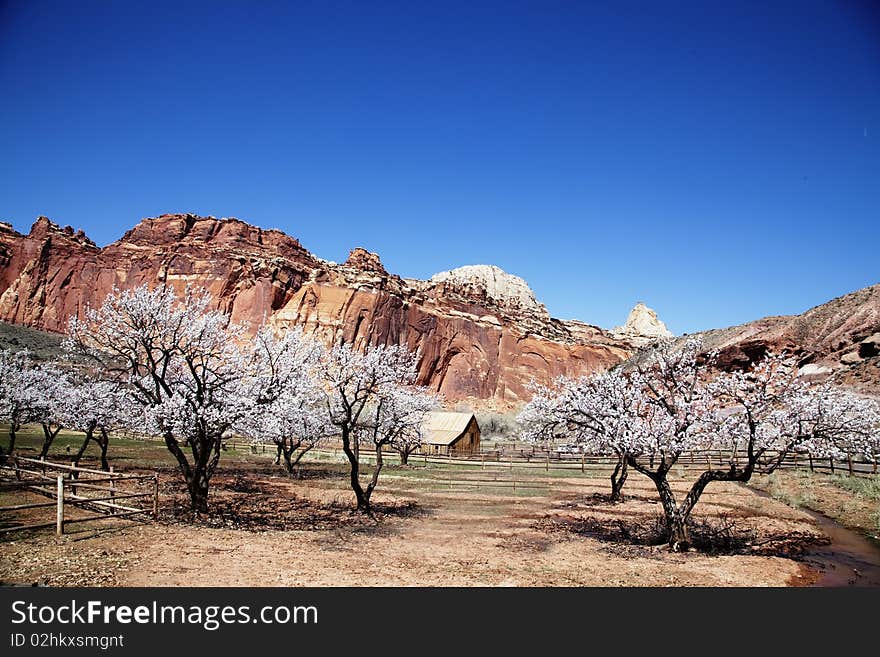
0, 214, 635, 405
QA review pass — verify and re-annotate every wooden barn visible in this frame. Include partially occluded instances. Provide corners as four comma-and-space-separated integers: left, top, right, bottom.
420, 412, 481, 455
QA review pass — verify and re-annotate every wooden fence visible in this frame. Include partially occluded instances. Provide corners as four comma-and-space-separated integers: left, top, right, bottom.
0, 457, 158, 536
239, 443, 877, 478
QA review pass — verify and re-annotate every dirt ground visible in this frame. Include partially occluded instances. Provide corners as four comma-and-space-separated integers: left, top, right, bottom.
1, 450, 842, 587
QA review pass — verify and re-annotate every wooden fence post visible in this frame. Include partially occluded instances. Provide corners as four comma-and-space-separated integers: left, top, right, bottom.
581, 453, 585, 474
546, 455, 550, 472
56, 475, 64, 536
109, 466, 116, 502
70, 461, 77, 496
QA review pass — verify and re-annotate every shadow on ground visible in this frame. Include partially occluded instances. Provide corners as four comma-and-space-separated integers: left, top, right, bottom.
160, 471, 429, 533
537, 509, 827, 558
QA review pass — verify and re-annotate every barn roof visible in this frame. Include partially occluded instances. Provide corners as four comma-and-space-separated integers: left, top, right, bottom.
422, 411, 478, 446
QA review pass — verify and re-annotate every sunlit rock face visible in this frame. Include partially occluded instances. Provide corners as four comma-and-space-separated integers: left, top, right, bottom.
0, 215, 634, 405
5, 213, 876, 400
611, 302, 673, 347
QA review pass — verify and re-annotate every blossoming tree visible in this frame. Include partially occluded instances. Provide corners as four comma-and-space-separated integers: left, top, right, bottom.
65, 285, 308, 512
0, 349, 47, 458
235, 329, 332, 475
320, 342, 436, 514
0, 351, 70, 460
61, 377, 134, 470
356, 384, 437, 477
519, 337, 880, 549
518, 370, 642, 501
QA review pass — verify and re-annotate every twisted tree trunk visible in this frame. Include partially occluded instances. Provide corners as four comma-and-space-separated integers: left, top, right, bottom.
629, 453, 758, 550
609, 454, 628, 502
275, 438, 314, 476
163, 428, 221, 514
39, 423, 62, 459
73, 422, 97, 466
653, 475, 691, 550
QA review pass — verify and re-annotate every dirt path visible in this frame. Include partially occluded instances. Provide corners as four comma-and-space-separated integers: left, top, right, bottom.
118, 474, 814, 586
3, 467, 875, 587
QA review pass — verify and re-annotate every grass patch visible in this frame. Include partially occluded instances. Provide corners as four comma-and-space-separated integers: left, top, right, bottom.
751, 470, 880, 543
761, 470, 818, 509
829, 475, 880, 535
830, 474, 880, 500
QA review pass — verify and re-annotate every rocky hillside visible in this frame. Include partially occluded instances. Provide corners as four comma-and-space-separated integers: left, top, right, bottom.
629, 283, 880, 394
0, 214, 664, 406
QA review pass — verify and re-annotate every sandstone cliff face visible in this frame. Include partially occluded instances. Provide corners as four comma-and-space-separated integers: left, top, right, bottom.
270, 253, 630, 403
0, 214, 642, 405
0, 214, 320, 334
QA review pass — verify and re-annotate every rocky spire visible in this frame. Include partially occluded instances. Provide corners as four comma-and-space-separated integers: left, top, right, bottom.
612, 302, 672, 346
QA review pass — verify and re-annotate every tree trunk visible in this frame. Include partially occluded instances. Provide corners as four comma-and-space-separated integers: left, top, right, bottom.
361, 445, 384, 514
667, 514, 690, 550
97, 428, 110, 471
281, 443, 295, 473
399, 449, 409, 465
73, 425, 95, 466
609, 455, 628, 502
163, 431, 211, 514
652, 474, 691, 550
626, 451, 760, 551
39, 423, 61, 459
274, 443, 282, 466
4, 424, 17, 458
187, 473, 210, 514
340, 426, 370, 513
288, 441, 314, 478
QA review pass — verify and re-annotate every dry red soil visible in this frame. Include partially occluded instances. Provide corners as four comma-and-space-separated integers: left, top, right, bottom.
1, 461, 843, 587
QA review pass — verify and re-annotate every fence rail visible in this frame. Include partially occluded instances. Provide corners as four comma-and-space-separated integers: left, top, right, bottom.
0, 457, 158, 536
227, 442, 877, 478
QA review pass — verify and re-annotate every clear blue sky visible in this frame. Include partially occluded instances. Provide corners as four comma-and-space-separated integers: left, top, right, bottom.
2, 1, 878, 334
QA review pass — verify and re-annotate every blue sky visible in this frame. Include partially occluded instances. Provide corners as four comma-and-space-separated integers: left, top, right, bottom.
1, 1, 878, 334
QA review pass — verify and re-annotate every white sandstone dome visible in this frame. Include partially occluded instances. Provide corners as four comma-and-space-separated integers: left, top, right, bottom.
612, 302, 673, 346
428, 265, 546, 314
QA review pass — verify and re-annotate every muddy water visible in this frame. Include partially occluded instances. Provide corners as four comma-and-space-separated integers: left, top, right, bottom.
798, 508, 880, 586
749, 487, 880, 586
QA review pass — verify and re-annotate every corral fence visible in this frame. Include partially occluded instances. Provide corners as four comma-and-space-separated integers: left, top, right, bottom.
297, 447, 880, 496
225, 441, 877, 479
0, 457, 158, 536
412, 445, 879, 478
